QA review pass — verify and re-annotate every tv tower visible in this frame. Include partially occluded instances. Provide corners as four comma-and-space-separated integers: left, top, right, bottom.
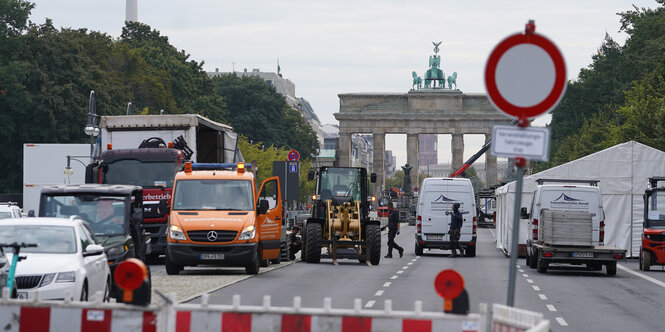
126, 0, 138, 22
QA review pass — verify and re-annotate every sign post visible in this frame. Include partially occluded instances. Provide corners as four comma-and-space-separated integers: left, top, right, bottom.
485, 20, 566, 307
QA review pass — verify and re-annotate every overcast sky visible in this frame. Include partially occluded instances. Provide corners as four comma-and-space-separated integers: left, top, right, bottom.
28, 0, 658, 167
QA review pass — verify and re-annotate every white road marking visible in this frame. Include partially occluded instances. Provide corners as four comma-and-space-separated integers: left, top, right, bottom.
365, 300, 376, 308
526, 279, 534, 284
556, 317, 568, 326
408, 262, 413, 265
522, 273, 529, 277
516, 265, 521, 269
618, 264, 665, 288
390, 275, 398, 280
546, 304, 557, 312
402, 266, 409, 270
411, 259, 417, 262
397, 270, 404, 274
375, 290, 384, 296
538, 294, 547, 300
383, 282, 391, 287
490, 228, 496, 239
518, 269, 524, 273
532, 286, 541, 291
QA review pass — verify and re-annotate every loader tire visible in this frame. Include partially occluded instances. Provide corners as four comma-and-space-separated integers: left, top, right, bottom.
640, 250, 651, 271
367, 224, 381, 266
305, 222, 321, 263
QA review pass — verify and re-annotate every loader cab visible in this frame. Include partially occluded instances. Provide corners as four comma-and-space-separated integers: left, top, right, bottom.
311, 167, 374, 220
640, 177, 665, 270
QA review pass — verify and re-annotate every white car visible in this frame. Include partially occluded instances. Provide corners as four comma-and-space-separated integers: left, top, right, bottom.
0, 203, 22, 219
0, 217, 111, 301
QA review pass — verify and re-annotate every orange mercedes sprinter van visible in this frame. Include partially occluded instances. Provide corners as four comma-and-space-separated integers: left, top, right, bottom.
165, 162, 283, 275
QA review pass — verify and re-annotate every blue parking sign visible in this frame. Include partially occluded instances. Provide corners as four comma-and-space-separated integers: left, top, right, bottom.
288, 162, 298, 173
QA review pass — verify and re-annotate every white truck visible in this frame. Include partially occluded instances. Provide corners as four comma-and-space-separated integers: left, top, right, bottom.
521, 179, 626, 276
22, 143, 90, 214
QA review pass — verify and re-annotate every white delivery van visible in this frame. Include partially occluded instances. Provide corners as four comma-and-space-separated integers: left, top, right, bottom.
522, 179, 605, 268
415, 178, 477, 257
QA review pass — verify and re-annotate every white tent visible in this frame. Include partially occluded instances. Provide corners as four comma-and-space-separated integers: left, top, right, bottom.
495, 141, 665, 257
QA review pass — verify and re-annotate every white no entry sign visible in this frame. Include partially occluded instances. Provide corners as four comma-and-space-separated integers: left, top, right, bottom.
485, 25, 567, 119
491, 125, 550, 161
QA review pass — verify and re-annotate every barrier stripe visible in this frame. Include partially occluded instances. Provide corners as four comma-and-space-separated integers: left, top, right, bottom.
143, 311, 158, 332
192, 310, 221, 332
20, 307, 50, 332
51, 307, 81, 331
342, 316, 371, 332
176, 311, 191, 332
282, 314, 311, 332
222, 312, 251, 332
403, 319, 432, 331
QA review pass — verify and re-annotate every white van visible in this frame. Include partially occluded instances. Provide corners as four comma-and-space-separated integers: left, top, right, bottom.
521, 179, 605, 267
415, 178, 477, 256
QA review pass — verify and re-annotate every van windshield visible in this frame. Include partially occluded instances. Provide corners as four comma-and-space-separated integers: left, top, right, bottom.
173, 179, 254, 211
319, 168, 362, 203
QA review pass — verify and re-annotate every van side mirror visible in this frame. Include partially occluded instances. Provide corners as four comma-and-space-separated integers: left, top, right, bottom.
257, 199, 269, 215
308, 169, 315, 181
159, 199, 170, 215
520, 207, 529, 219
370, 173, 377, 183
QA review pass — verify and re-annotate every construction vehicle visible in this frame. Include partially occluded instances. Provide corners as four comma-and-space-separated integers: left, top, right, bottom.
86, 114, 242, 258
639, 177, 665, 271
38, 184, 152, 304
165, 162, 284, 275
303, 166, 381, 265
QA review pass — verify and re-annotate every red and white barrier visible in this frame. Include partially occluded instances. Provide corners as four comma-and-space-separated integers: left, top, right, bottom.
489, 304, 547, 332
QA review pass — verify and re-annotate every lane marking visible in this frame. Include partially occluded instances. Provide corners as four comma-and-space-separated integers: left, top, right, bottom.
408, 262, 413, 265
546, 304, 557, 312
556, 317, 568, 326
490, 228, 496, 239
397, 270, 404, 274
532, 286, 541, 291
516, 265, 521, 269
618, 264, 665, 289
383, 282, 391, 287
402, 266, 409, 270
375, 290, 384, 296
526, 279, 534, 284
365, 300, 376, 308
518, 269, 524, 273
390, 275, 398, 280
538, 294, 547, 300
522, 274, 529, 277
411, 259, 417, 262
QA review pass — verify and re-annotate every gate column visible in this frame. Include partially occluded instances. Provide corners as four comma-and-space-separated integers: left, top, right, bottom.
337, 132, 352, 167
485, 132, 498, 186
452, 133, 464, 174
372, 132, 385, 204
406, 133, 419, 191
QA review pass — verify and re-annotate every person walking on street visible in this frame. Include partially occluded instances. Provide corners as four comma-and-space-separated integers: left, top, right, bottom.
289, 226, 302, 260
449, 202, 463, 257
385, 201, 404, 258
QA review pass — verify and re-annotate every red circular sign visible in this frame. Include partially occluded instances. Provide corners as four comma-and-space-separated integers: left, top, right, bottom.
485, 31, 566, 119
288, 150, 300, 162
434, 269, 465, 299
114, 258, 147, 291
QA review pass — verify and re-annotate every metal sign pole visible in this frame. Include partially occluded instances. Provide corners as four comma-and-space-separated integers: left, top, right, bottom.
506, 161, 525, 307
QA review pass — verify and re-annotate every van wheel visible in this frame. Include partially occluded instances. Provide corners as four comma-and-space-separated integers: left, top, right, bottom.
525, 252, 530, 267
305, 223, 322, 263
245, 249, 260, 275
165, 253, 183, 275
415, 243, 423, 256
640, 250, 651, 271
536, 259, 548, 273
606, 262, 617, 276
465, 244, 476, 257
529, 249, 538, 269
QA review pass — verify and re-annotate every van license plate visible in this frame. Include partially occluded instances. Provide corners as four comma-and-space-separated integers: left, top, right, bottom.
17, 292, 27, 299
201, 253, 225, 260
572, 252, 593, 258
427, 235, 443, 240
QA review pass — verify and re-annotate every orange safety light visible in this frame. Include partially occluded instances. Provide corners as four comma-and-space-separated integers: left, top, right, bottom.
107, 144, 112, 150
113, 258, 147, 303
184, 162, 192, 173
168, 142, 174, 148
237, 162, 245, 173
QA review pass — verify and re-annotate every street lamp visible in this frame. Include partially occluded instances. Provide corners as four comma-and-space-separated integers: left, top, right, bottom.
85, 90, 99, 160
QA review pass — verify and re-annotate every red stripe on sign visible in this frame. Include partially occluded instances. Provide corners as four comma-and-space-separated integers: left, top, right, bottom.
403, 319, 431, 332
342, 317, 371, 332
143, 311, 158, 332
176, 311, 191, 332
81, 309, 112, 332
19, 307, 50, 332
222, 312, 252, 332
282, 314, 311, 332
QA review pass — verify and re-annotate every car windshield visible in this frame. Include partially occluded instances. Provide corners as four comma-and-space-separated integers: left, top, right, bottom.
0, 212, 11, 219
102, 159, 176, 188
173, 179, 254, 211
648, 191, 665, 227
41, 195, 127, 236
319, 168, 362, 202
0, 225, 76, 254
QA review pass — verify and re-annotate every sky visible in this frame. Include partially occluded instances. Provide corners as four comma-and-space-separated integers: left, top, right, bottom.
28, 0, 659, 167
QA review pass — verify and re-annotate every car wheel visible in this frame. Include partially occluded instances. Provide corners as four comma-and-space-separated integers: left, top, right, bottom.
415, 242, 423, 256
80, 281, 88, 301
529, 249, 538, 269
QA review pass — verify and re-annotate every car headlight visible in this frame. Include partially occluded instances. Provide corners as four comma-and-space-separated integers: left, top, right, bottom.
107, 245, 128, 258
56, 271, 76, 283
40, 273, 56, 287
169, 225, 187, 240
238, 225, 256, 240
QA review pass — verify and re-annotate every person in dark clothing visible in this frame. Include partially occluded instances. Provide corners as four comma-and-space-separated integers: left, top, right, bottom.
289, 226, 302, 260
449, 203, 463, 257
385, 202, 404, 258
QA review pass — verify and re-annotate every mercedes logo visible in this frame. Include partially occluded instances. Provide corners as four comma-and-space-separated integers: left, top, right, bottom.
207, 231, 218, 242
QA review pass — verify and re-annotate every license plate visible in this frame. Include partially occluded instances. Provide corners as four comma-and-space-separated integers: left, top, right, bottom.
572, 252, 593, 258
427, 235, 443, 241
201, 253, 225, 260
17, 292, 27, 299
